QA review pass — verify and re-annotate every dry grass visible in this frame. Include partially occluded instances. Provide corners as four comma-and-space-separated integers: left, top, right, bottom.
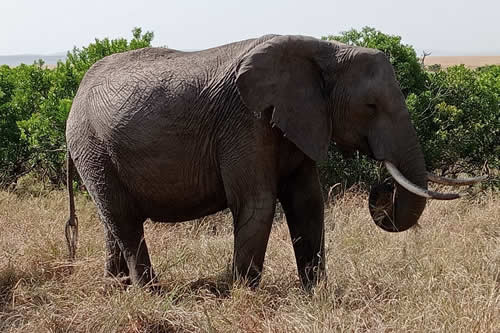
0, 189, 499, 332
424, 56, 500, 68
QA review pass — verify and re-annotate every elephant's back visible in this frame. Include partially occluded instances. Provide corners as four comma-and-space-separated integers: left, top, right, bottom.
67, 48, 193, 143
67, 36, 275, 144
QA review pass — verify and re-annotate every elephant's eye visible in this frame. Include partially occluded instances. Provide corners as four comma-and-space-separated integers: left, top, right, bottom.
367, 104, 377, 114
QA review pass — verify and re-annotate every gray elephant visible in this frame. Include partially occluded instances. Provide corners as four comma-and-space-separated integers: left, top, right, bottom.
64, 35, 481, 290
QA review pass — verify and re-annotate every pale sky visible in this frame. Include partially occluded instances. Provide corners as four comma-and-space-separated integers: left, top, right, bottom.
1, 0, 499, 56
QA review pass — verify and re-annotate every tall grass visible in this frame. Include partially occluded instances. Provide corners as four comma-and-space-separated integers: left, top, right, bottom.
1, 189, 498, 332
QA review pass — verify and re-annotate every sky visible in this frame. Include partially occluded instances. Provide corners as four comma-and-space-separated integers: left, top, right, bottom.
1, 0, 499, 56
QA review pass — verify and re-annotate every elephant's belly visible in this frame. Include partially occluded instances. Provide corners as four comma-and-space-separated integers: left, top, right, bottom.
118, 154, 228, 222
144, 192, 228, 223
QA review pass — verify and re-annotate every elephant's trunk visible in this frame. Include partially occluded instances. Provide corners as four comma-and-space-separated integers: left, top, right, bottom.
369, 131, 428, 232
367, 118, 481, 231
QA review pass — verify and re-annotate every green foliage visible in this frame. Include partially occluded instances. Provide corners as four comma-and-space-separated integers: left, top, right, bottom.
407, 65, 500, 173
0, 63, 52, 184
66, 27, 154, 83
318, 150, 381, 191
0, 28, 154, 186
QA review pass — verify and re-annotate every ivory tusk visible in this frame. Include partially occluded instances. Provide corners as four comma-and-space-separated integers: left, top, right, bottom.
427, 172, 487, 186
384, 161, 463, 200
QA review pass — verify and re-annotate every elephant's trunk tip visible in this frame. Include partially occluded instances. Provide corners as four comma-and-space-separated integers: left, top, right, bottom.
368, 161, 487, 232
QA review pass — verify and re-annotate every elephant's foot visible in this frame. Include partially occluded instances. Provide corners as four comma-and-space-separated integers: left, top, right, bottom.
104, 255, 132, 287
299, 263, 326, 292
105, 252, 130, 277
104, 231, 158, 289
129, 264, 158, 289
121, 240, 158, 290
104, 266, 159, 291
232, 262, 263, 289
104, 272, 132, 287
104, 263, 130, 284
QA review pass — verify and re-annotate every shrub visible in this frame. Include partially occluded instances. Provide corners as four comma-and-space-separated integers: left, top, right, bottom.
0, 63, 53, 185
0, 28, 154, 187
407, 65, 500, 173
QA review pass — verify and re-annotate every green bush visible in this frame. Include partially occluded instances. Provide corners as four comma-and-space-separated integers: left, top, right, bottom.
0, 28, 154, 187
0, 63, 52, 184
407, 65, 500, 173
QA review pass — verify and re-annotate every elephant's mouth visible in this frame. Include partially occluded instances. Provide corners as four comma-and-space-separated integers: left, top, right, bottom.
362, 136, 376, 160
337, 146, 356, 158
334, 137, 374, 159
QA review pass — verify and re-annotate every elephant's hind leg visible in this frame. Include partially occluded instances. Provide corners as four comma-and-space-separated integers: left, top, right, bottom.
278, 158, 326, 290
81, 164, 156, 287
104, 227, 129, 280
113, 221, 156, 287
97, 202, 156, 287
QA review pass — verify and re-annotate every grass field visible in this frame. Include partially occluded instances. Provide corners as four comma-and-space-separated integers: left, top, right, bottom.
0, 189, 499, 332
424, 56, 500, 68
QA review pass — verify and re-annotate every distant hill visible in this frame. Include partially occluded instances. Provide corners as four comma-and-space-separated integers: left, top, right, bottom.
3, 53, 500, 69
0, 53, 66, 67
424, 56, 500, 68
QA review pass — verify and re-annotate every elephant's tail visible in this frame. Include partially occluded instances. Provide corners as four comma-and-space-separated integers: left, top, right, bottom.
65, 151, 78, 260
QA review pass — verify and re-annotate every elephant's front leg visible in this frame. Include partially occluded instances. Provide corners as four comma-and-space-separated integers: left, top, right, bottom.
278, 158, 326, 290
231, 191, 276, 288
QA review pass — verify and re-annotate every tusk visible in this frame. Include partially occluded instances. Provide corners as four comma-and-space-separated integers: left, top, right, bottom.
427, 172, 487, 186
384, 161, 463, 200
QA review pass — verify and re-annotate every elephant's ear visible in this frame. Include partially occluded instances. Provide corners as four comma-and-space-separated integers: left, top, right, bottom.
235, 35, 335, 161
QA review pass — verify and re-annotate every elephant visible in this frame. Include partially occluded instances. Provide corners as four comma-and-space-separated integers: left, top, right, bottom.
64, 34, 482, 290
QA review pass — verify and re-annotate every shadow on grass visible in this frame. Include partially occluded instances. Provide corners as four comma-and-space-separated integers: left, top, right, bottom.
0, 260, 75, 312
124, 314, 194, 333
186, 275, 232, 298
155, 269, 233, 301
0, 265, 21, 312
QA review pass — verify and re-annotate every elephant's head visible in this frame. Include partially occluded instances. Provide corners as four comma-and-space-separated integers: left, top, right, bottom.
236, 35, 482, 232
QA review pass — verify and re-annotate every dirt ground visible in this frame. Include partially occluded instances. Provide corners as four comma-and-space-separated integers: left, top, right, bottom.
424, 56, 500, 68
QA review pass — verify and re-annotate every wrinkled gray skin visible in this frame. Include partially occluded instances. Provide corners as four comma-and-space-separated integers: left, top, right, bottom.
66, 35, 427, 289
